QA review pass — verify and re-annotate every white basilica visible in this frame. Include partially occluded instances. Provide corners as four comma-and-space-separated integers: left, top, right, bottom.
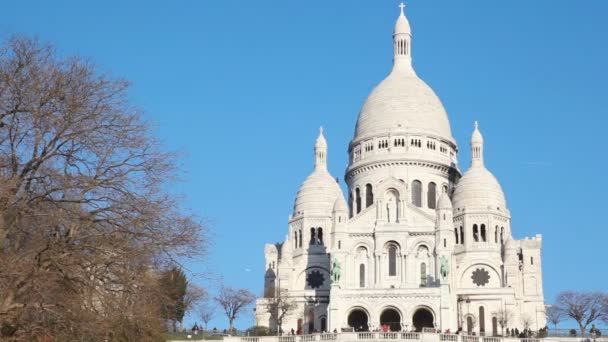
255, 4, 546, 336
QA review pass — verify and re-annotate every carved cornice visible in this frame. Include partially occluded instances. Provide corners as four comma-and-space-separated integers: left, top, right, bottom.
346, 160, 454, 180
349, 233, 374, 238
409, 232, 434, 236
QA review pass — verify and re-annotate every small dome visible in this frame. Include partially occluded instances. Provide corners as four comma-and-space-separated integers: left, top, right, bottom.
293, 169, 342, 217
333, 195, 348, 213
436, 192, 452, 210
452, 166, 506, 210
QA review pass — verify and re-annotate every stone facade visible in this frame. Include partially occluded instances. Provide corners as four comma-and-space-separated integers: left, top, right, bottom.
255, 5, 545, 336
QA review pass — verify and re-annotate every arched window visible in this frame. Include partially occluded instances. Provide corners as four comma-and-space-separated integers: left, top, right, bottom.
479, 307, 486, 334
454, 228, 459, 244
427, 182, 437, 209
338, 240, 341, 249
359, 264, 365, 288
473, 224, 479, 242
310, 228, 316, 245
365, 184, 374, 208
317, 227, 323, 245
388, 245, 397, 276
500, 227, 505, 244
481, 224, 487, 242
495, 226, 499, 243
299, 229, 303, 247
443, 184, 448, 193
420, 262, 427, 286
294, 231, 298, 248
355, 188, 362, 214
308, 310, 314, 333
321, 317, 327, 333
492, 317, 498, 337
466, 316, 473, 334
412, 180, 422, 207
460, 226, 464, 244
349, 192, 354, 218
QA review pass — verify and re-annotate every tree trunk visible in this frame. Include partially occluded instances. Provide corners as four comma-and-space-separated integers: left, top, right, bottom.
230, 319, 234, 335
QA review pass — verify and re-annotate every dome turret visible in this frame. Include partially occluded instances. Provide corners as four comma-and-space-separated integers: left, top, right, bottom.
436, 192, 452, 210
293, 128, 342, 217
452, 122, 507, 211
333, 196, 348, 214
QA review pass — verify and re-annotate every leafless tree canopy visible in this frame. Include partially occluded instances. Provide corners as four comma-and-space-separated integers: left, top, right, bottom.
554, 291, 605, 337
199, 303, 216, 330
493, 308, 512, 335
265, 289, 297, 335
0, 36, 206, 340
545, 306, 563, 329
214, 285, 256, 334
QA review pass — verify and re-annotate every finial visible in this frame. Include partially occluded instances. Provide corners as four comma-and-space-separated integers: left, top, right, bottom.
319, 126, 324, 135
399, 2, 405, 16
474, 121, 478, 130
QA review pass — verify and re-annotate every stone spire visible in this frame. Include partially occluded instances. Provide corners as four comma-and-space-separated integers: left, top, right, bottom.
471, 121, 484, 167
315, 127, 327, 170
393, 2, 413, 72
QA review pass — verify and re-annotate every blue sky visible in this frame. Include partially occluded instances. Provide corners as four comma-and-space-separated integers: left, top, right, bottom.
2, 0, 607, 331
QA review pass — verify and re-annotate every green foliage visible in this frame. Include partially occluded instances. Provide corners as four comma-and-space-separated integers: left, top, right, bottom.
160, 266, 188, 329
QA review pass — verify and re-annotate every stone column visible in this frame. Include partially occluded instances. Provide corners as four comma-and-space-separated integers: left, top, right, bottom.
400, 254, 407, 286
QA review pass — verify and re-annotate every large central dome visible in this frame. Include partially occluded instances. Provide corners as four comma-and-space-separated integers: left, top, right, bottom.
354, 70, 454, 142
351, 5, 454, 145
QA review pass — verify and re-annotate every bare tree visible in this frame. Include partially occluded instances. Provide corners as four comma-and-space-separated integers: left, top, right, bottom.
493, 308, 513, 336
199, 303, 216, 333
214, 285, 256, 334
0, 36, 207, 340
601, 293, 608, 324
545, 305, 563, 331
265, 289, 297, 335
554, 291, 604, 337
520, 315, 533, 336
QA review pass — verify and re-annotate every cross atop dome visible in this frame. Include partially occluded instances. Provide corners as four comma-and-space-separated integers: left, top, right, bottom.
399, 2, 405, 16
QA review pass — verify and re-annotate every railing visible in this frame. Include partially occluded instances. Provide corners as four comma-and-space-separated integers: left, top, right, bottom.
482, 337, 501, 342
242, 338, 260, 342
358, 332, 377, 340
229, 332, 608, 342
380, 332, 400, 339
461, 336, 479, 342
402, 332, 421, 340
320, 334, 338, 341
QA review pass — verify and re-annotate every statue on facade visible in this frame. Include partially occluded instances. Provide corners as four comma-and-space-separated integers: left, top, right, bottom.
439, 256, 449, 280
331, 258, 341, 283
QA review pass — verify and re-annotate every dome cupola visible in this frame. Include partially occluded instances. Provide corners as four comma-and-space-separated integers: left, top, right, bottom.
349, 3, 456, 165
452, 122, 507, 211
293, 128, 344, 217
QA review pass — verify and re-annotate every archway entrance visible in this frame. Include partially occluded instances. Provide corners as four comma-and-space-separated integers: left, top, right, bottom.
412, 308, 434, 332
380, 308, 402, 331
348, 309, 369, 332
